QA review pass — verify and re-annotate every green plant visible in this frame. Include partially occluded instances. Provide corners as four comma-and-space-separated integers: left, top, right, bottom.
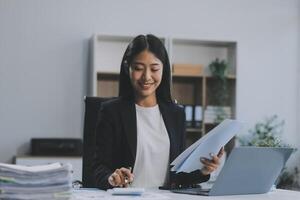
277, 167, 300, 190
239, 115, 285, 147
209, 58, 228, 78
208, 58, 229, 123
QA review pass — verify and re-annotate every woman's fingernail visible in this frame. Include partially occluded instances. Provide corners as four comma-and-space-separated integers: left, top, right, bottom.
210, 153, 214, 157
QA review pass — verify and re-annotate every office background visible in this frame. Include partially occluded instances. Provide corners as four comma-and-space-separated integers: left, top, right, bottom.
0, 0, 299, 181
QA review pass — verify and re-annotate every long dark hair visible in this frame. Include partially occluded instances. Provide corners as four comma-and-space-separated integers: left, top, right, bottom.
119, 34, 172, 103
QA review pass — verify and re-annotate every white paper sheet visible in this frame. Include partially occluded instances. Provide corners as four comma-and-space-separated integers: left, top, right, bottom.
0, 162, 72, 199
0, 162, 62, 172
171, 119, 243, 173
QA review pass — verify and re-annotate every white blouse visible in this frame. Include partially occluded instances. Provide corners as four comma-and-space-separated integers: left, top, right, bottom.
131, 104, 170, 188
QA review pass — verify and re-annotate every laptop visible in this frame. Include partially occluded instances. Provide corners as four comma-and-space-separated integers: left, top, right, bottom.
171, 147, 294, 196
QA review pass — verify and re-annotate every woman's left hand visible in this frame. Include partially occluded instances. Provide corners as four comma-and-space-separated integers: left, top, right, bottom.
200, 147, 225, 175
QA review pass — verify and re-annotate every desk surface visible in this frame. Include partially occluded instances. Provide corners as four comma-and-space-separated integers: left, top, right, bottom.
72, 188, 300, 200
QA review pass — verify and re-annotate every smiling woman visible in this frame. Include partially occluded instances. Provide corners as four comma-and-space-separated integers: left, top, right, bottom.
92, 34, 223, 190
129, 50, 163, 107
118, 35, 172, 105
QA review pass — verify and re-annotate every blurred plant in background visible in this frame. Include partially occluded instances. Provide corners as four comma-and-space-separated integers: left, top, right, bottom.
209, 58, 229, 123
209, 58, 228, 78
277, 167, 300, 190
239, 115, 285, 147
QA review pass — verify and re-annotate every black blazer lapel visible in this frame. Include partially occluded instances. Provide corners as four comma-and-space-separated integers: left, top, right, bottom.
120, 99, 137, 162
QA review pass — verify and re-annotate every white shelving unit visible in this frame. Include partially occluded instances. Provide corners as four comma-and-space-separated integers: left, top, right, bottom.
170, 38, 236, 76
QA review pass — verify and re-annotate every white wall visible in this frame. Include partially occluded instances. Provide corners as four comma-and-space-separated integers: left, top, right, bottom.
0, 0, 299, 169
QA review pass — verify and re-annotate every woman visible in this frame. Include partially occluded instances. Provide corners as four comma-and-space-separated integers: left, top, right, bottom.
93, 34, 224, 190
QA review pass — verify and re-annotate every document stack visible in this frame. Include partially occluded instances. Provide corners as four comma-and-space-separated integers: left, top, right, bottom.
0, 162, 72, 200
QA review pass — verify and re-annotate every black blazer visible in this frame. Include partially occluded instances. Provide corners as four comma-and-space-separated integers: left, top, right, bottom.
92, 97, 209, 190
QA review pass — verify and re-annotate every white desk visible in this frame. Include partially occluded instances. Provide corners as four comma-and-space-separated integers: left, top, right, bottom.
71, 188, 300, 200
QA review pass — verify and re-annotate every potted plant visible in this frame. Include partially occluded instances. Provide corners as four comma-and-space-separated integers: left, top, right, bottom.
238, 115, 285, 147
209, 58, 228, 79
208, 58, 229, 123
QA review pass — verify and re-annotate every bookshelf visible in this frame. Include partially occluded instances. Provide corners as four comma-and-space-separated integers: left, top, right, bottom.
169, 37, 236, 149
91, 34, 237, 148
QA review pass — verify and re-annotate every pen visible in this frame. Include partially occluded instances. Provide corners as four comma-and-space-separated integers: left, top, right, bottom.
124, 167, 132, 185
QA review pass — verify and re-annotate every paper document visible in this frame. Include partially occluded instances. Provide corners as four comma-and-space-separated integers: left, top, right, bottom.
0, 162, 62, 172
171, 119, 243, 173
0, 162, 72, 200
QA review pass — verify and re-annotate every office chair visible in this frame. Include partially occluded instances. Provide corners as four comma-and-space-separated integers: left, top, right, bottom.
82, 96, 115, 188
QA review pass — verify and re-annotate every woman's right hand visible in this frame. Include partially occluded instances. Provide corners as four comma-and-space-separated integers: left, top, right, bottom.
108, 167, 134, 187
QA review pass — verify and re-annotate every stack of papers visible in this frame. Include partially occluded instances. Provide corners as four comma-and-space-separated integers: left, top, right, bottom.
171, 119, 243, 173
0, 162, 72, 200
